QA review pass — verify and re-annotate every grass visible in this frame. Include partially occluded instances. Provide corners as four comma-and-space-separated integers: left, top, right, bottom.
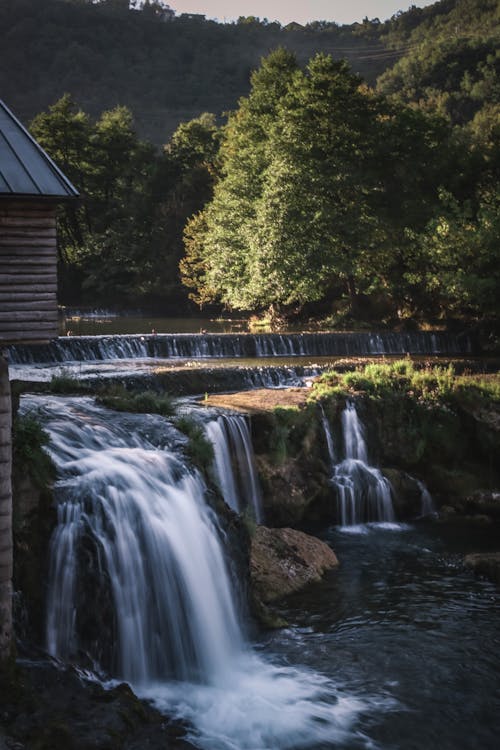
309, 359, 500, 407
174, 415, 215, 471
12, 414, 55, 488
96, 385, 176, 416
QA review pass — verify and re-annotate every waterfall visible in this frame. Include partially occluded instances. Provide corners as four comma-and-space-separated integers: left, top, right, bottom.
205, 414, 263, 523
416, 478, 438, 519
7, 330, 474, 364
323, 401, 396, 526
26, 394, 372, 749
39, 396, 242, 684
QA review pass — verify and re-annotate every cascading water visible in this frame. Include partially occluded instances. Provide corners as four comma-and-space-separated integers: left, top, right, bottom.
323, 401, 396, 526
41, 396, 242, 684
27, 394, 379, 750
416, 478, 438, 519
8, 329, 473, 365
205, 414, 263, 523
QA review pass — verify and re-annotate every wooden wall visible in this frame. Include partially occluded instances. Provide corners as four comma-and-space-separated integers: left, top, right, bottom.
0, 200, 58, 345
0, 356, 12, 660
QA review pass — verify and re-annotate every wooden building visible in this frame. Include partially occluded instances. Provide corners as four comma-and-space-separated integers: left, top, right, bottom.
0, 98, 78, 344
0, 99, 78, 660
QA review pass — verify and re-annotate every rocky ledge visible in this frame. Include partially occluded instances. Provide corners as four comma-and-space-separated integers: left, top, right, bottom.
250, 526, 338, 605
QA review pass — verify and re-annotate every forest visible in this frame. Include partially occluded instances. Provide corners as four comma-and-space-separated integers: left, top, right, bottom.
2, 0, 499, 329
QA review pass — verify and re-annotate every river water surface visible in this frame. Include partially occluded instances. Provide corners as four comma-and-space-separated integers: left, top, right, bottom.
264, 522, 500, 750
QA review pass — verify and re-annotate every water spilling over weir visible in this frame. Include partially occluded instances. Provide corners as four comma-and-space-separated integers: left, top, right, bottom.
8, 329, 473, 364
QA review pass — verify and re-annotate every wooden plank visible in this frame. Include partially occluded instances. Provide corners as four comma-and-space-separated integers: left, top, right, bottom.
0, 238, 56, 248
0, 229, 58, 240
0, 273, 56, 283
0, 310, 58, 322
0, 258, 57, 267
0, 245, 56, 255
0, 217, 56, 227
0, 330, 57, 342
0, 325, 57, 336
0, 300, 57, 311
0, 292, 56, 302
0, 284, 58, 293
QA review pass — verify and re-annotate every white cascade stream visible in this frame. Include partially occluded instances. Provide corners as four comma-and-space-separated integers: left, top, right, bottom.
205, 414, 263, 522
25, 394, 378, 750
323, 401, 396, 526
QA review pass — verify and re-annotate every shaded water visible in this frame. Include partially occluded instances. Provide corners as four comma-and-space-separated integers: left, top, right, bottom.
268, 522, 500, 750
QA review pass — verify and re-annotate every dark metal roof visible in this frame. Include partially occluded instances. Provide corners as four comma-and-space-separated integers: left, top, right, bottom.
0, 99, 79, 199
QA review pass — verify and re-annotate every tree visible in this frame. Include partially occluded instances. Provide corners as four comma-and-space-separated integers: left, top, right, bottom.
180, 48, 299, 309
182, 52, 384, 313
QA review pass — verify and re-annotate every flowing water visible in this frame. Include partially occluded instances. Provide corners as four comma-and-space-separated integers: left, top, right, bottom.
205, 413, 263, 522
8, 330, 473, 366
19, 394, 500, 749
268, 522, 500, 750
26, 395, 388, 750
323, 402, 396, 526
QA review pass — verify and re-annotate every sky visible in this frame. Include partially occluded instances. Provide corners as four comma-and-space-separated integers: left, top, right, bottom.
170, 1, 437, 26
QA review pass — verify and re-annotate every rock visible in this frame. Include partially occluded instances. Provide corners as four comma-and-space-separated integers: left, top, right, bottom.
0, 658, 196, 750
250, 526, 338, 604
464, 552, 500, 584
381, 468, 427, 519
464, 491, 500, 520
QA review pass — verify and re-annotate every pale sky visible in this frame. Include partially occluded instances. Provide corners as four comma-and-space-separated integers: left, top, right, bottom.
171, 1, 436, 25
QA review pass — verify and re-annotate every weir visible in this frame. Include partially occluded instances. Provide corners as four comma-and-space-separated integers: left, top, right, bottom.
7, 329, 474, 364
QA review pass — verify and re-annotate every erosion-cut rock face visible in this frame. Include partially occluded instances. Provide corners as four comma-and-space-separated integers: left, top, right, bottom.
464, 552, 500, 584
250, 526, 338, 604
382, 468, 426, 519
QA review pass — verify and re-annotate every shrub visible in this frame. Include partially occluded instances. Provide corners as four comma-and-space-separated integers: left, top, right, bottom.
12, 414, 54, 488
96, 386, 176, 416
174, 416, 214, 471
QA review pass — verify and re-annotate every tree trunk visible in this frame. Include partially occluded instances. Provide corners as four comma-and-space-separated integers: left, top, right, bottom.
0, 355, 12, 662
346, 274, 359, 315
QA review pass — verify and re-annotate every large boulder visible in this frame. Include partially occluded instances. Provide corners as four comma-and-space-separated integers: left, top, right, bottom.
250, 526, 338, 604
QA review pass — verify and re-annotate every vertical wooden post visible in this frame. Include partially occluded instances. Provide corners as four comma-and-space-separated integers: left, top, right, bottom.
0, 354, 12, 661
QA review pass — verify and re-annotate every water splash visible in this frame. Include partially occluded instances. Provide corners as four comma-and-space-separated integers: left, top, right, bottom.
322, 401, 396, 526
26, 394, 382, 749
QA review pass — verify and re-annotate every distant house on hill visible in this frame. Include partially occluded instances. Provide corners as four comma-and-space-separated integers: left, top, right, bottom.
179, 12, 206, 22
0, 98, 78, 346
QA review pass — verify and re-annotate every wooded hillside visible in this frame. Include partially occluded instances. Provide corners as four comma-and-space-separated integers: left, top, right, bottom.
0, 0, 409, 143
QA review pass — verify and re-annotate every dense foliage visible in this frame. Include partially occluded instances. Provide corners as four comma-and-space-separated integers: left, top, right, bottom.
0, 0, 394, 144
29, 95, 218, 309
311, 359, 500, 404
182, 47, 497, 325
4, 0, 498, 326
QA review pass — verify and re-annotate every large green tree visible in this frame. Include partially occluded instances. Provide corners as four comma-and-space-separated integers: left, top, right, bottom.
180, 48, 299, 308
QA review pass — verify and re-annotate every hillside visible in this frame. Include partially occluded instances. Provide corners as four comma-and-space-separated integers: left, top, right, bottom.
377, 0, 500, 125
0, 0, 401, 143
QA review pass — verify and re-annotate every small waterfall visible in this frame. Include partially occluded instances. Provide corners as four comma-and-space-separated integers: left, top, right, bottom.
28, 394, 369, 749
7, 330, 474, 364
416, 478, 438, 519
205, 414, 263, 523
323, 401, 396, 526
320, 405, 336, 465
